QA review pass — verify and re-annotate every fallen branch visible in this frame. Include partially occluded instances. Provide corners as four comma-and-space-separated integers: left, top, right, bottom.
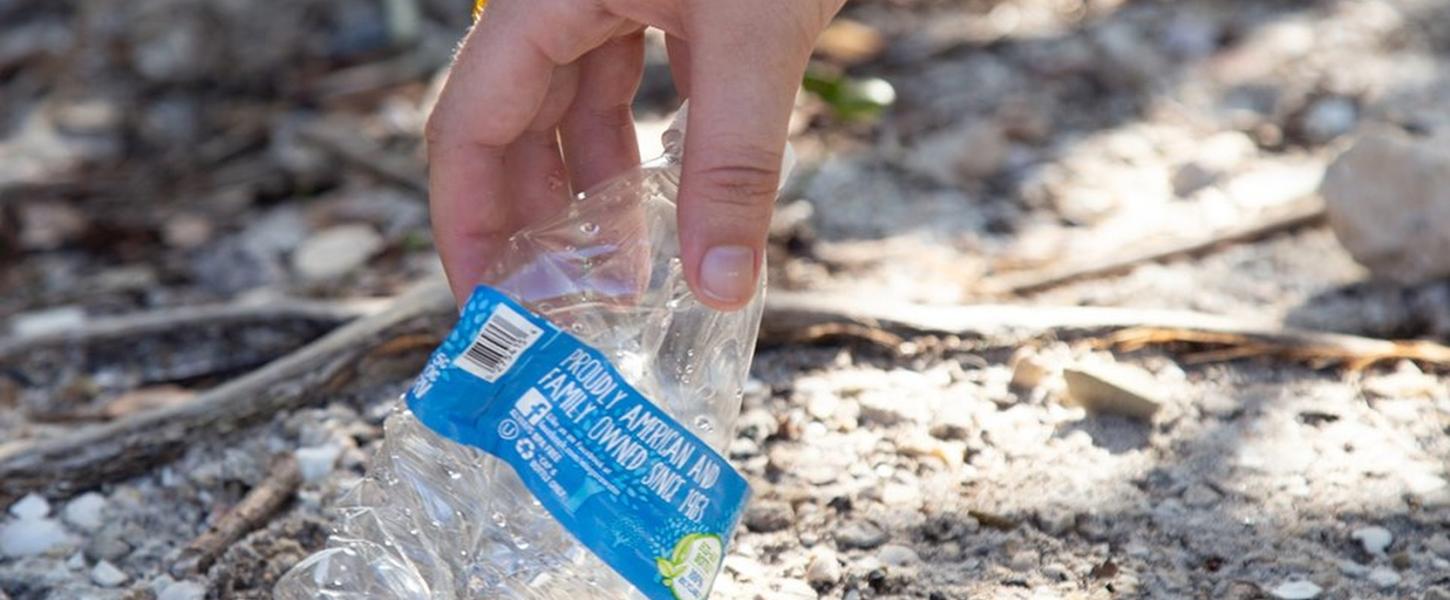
0, 298, 385, 365
760, 292, 1450, 369
297, 119, 427, 193
10, 284, 1442, 503
0, 280, 454, 505
984, 197, 1326, 294
171, 454, 301, 577
1105, 327, 1450, 371
762, 292, 1279, 341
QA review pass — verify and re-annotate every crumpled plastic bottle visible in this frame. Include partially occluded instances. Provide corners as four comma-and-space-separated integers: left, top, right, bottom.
275, 104, 785, 599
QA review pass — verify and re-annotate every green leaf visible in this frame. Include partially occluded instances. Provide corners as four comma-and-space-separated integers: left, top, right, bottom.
802, 65, 896, 123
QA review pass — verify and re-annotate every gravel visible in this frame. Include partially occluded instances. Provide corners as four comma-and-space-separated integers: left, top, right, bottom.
5, 0, 1450, 598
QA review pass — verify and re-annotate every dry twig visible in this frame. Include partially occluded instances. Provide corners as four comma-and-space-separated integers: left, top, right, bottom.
985, 197, 1326, 294
297, 119, 427, 193
0, 298, 384, 365
0, 280, 453, 505
171, 454, 302, 577
9, 284, 1442, 505
761, 292, 1450, 369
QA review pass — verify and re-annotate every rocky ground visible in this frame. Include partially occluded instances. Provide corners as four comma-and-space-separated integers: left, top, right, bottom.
4, 0, 1450, 598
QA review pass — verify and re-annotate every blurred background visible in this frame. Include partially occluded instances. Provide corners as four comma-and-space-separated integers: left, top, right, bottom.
4, 0, 1450, 598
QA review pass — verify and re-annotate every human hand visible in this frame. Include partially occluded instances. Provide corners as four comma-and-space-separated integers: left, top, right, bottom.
426, 0, 846, 310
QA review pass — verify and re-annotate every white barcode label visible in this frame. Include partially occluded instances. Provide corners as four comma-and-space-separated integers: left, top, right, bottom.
454, 304, 544, 382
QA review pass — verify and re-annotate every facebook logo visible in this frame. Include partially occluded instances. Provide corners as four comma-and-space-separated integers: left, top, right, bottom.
516, 388, 552, 426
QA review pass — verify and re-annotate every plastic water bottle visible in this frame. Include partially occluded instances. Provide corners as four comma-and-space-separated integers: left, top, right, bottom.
276, 105, 784, 599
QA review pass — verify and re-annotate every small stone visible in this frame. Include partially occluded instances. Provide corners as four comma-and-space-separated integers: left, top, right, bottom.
1182, 484, 1221, 508
1009, 550, 1038, 572
1053, 187, 1119, 225
67, 552, 87, 570
158, 580, 208, 600
1352, 526, 1393, 556
772, 578, 819, 599
1010, 350, 1052, 390
877, 544, 920, 567
858, 393, 932, 425
1043, 563, 1071, 581
1172, 131, 1256, 196
1338, 559, 1370, 577
62, 493, 107, 532
1300, 96, 1357, 144
291, 224, 385, 281
880, 483, 922, 508
1062, 363, 1165, 420
10, 493, 51, 519
295, 445, 342, 483
1269, 579, 1322, 599
1427, 534, 1450, 558
1368, 567, 1401, 588
806, 393, 839, 422
835, 521, 888, 550
0, 517, 69, 557
725, 554, 766, 582
85, 526, 131, 561
743, 500, 794, 533
806, 549, 842, 588
1322, 128, 1450, 284
1172, 162, 1220, 197
90, 560, 128, 587
928, 406, 973, 440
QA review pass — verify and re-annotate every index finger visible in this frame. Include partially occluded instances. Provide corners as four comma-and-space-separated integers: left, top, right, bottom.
425, 1, 562, 305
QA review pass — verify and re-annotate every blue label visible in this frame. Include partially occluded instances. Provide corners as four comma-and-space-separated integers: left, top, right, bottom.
406, 286, 749, 600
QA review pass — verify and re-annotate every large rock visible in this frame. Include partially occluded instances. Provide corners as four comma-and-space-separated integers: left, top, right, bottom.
1321, 128, 1450, 284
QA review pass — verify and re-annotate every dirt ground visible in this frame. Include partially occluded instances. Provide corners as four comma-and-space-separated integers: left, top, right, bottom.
3, 0, 1450, 599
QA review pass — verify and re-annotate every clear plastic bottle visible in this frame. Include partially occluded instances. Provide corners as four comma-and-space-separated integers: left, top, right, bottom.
275, 106, 775, 599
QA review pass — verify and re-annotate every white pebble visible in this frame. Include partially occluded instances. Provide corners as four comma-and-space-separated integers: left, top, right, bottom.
90, 560, 128, 587
295, 445, 342, 483
877, 544, 920, 567
291, 224, 384, 281
880, 483, 921, 507
63, 493, 107, 532
1269, 579, 1322, 599
772, 578, 818, 599
1352, 526, 1393, 556
0, 518, 70, 557
158, 580, 208, 600
66, 552, 87, 570
1368, 567, 1401, 588
806, 549, 842, 586
10, 493, 51, 519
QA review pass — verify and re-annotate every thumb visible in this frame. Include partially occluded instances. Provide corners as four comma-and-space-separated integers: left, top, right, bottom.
676, 3, 817, 310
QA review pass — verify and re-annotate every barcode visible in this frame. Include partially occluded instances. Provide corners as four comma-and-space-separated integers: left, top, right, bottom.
454, 304, 543, 382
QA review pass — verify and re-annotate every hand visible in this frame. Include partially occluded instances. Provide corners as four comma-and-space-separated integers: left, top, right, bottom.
426, 0, 845, 309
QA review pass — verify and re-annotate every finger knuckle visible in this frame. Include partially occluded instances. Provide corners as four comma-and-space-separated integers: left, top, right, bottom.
692, 149, 781, 213
587, 102, 635, 132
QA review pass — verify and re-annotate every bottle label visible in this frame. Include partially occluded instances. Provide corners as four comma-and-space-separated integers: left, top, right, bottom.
406, 286, 749, 600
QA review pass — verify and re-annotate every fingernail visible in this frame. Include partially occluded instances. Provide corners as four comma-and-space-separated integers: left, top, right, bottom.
700, 245, 757, 304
